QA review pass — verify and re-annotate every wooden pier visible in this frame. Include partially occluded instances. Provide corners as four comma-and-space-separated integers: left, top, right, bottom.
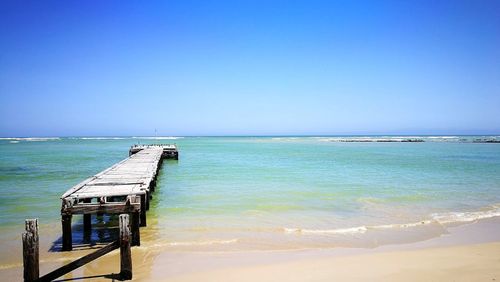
60, 144, 178, 251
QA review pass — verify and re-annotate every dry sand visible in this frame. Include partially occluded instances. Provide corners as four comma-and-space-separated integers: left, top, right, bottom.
163, 242, 500, 282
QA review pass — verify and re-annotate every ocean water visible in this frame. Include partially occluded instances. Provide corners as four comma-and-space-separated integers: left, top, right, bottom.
1, 136, 500, 263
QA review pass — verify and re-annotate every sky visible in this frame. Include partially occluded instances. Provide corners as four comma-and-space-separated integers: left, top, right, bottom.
0, 0, 499, 136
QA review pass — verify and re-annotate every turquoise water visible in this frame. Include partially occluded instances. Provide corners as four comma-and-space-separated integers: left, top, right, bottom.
1, 136, 500, 258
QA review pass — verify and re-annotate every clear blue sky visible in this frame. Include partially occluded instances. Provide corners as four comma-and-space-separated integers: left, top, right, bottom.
1, 0, 499, 136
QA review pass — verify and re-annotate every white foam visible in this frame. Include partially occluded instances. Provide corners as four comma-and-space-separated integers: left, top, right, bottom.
284, 206, 500, 236
431, 208, 500, 224
371, 220, 434, 230
284, 226, 368, 235
79, 137, 128, 140
0, 137, 60, 141
284, 221, 431, 236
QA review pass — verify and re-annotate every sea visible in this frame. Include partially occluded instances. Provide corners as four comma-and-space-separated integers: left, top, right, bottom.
1, 136, 500, 266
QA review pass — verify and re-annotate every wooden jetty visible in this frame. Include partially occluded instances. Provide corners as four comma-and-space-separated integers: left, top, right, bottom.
60, 144, 178, 251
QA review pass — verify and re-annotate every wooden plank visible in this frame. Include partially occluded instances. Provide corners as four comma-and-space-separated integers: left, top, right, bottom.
69, 189, 147, 199
66, 202, 140, 215
61, 148, 164, 199
38, 241, 119, 282
60, 157, 132, 198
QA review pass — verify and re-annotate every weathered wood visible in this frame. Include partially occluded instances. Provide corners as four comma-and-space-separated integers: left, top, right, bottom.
25, 219, 39, 270
66, 201, 141, 215
23, 219, 39, 282
38, 241, 119, 282
60, 157, 132, 199
61, 214, 72, 251
119, 214, 132, 280
59, 145, 177, 252
140, 194, 147, 227
61, 147, 164, 201
131, 211, 140, 246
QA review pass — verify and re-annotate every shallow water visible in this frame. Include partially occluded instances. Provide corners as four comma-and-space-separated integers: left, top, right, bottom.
0, 136, 500, 263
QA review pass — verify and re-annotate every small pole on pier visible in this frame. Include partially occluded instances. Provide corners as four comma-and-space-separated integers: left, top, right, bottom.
61, 214, 72, 251
23, 219, 39, 282
119, 214, 133, 280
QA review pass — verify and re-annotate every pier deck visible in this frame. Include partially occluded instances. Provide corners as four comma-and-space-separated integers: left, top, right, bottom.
60, 144, 178, 251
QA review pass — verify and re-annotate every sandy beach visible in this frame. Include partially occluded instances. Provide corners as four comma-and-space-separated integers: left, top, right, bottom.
147, 217, 500, 282
2, 0, 500, 280
164, 242, 500, 282
2, 217, 499, 281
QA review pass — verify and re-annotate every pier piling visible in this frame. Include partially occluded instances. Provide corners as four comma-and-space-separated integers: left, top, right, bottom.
119, 214, 133, 280
61, 214, 72, 251
22, 219, 39, 282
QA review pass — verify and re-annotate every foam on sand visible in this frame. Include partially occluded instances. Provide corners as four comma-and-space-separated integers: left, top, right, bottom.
284, 205, 500, 236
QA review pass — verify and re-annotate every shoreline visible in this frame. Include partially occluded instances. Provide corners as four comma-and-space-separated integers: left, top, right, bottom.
148, 217, 500, 281
1, 217, 499, 281
162, 242, 500, 282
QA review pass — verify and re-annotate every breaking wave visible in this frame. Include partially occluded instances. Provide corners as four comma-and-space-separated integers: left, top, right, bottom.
0, 137, 60, 142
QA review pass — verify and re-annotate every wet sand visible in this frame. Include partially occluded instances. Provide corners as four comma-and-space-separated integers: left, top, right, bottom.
1, 218, 499, 281
148, 217, 500, 281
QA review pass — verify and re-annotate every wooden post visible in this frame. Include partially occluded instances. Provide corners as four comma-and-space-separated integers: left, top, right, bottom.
83, 213, 91, 231
83, 199, 92, 232
119, 214, 132, 280
61, 214, 72, 251
83, 199, 92, 242
140, 194, 147, 227
23, 219, 39, 282
131, 211, 140, 246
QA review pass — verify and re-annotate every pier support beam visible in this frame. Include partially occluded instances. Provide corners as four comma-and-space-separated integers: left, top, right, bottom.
140, 194, 147, 227
119, 214, 133, 280
62, 214, 72, 251
131, 211, 141, 246
83, 199, 92, 242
